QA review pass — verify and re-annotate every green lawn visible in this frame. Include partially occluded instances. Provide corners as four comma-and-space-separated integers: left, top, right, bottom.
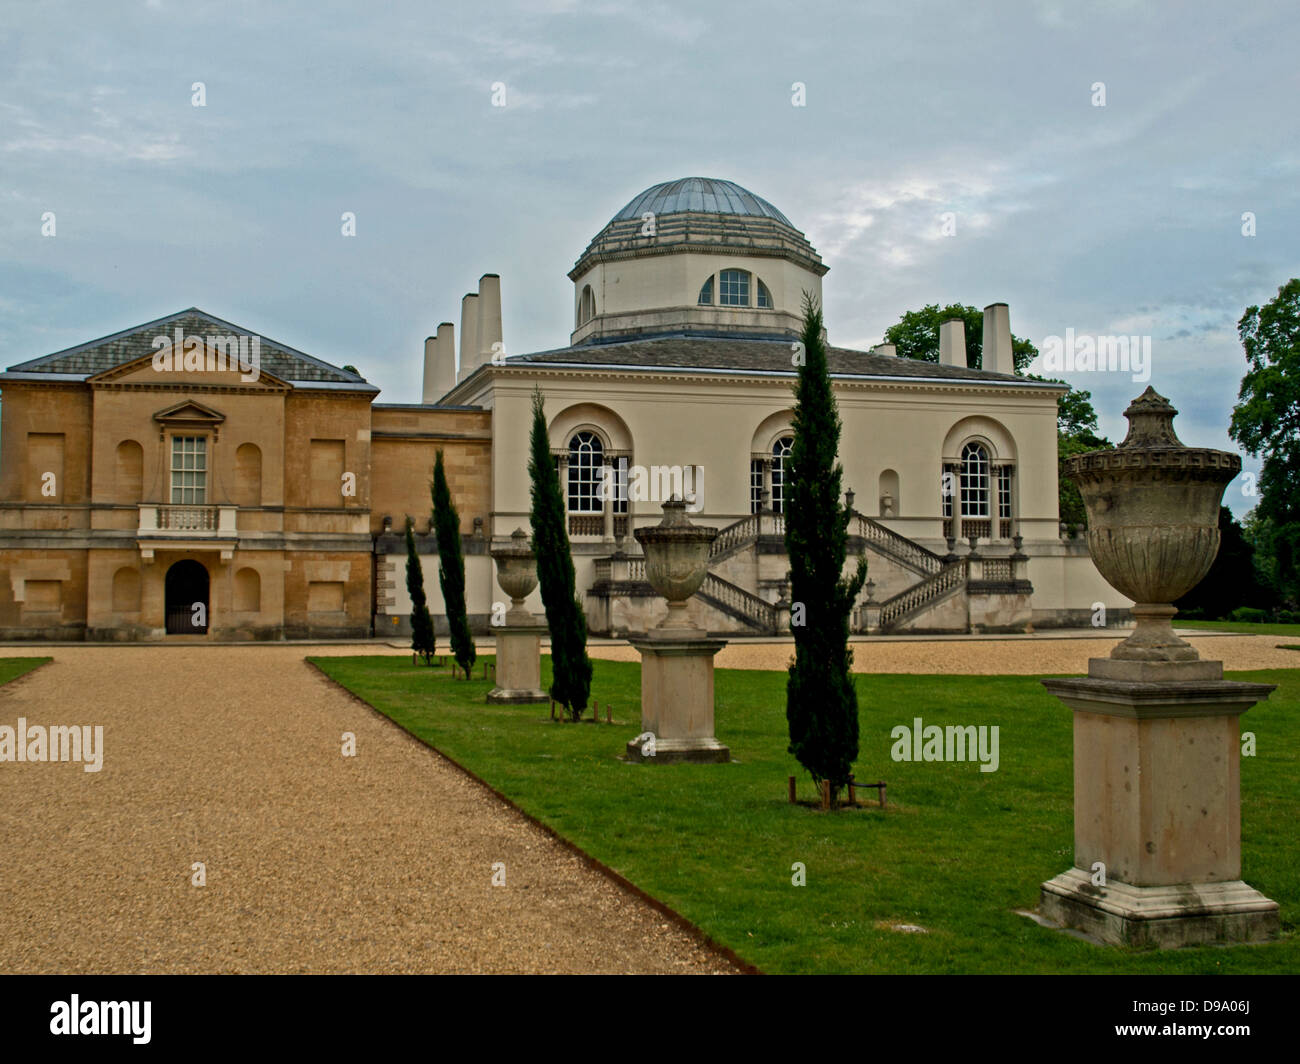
1176, 619, 1300, 637
312, 654, 1298, 974
0, 657, 50, 686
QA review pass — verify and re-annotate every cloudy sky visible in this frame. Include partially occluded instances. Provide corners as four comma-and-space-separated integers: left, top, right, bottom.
2, 0, 1297, 515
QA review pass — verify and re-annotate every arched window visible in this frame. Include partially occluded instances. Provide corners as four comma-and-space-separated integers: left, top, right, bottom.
567, 432, 604, 513
960, 442, 990, 518
720, 269, 750, 306
578, 285, 596, 326
771, 435, 794, 514
756, 279, 772, 309
698, 276, 714, 305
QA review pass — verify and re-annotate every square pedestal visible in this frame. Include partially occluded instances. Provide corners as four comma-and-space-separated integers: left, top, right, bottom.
487, 624, 549, 704
1038, 660, 1278, 948
1040, 868, 1279, 948
626, 632, 729, 764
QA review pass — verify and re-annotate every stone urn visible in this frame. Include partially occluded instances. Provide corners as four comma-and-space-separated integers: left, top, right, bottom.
1063, 387, 1240, 665
626, 497, 729, 763
633, 496, 718, 635
491, 527, 538, 625
486, 528, 548, 704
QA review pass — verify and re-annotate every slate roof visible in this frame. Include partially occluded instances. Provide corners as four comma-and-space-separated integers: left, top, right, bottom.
4, 308, 374, 388
504, 334, 1045, 385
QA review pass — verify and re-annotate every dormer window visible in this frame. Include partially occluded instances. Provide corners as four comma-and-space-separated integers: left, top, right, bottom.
698, 277, 713, 305
719, 269, 749, 306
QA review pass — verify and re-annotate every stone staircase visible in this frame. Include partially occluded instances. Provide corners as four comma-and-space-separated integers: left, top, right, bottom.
588, 510, 974, 636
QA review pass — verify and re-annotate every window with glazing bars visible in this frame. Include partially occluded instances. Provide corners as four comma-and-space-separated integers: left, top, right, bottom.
567, 432, 604, 513
170, 436, 207, 504
960, 442, 990, 518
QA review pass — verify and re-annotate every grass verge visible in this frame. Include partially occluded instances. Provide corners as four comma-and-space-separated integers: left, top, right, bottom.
312, 654, 1297, 974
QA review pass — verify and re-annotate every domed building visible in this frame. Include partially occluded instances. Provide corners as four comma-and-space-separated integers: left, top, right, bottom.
568, 177, 826, 344
418, 176, 1123, 637
0, 176, 1124, 641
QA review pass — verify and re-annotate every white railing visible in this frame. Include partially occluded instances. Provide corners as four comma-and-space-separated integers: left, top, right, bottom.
138, 504, 237, 536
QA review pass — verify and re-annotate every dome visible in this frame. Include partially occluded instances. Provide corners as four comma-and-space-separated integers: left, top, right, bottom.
608, 177, 796, 229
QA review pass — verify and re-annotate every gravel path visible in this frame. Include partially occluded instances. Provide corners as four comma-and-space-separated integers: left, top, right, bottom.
0, 646, 735, 974
587, 633, 1300, 674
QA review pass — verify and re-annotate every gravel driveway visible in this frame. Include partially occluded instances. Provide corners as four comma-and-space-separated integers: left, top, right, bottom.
0, 645, 735, 974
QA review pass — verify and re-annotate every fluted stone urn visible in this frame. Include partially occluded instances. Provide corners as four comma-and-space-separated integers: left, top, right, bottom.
1066, 387, 1241, 671
492, 528, 540, 625
1039, 388, 1277, 948
635, 497, 718, 635
486, 528, 548, 704
626, 497, 729, 764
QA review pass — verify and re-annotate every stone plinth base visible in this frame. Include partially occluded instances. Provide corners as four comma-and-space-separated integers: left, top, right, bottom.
627, 630, 729, 764
487, 624, 549, 705
1040, 868, 1280, 948
1038, 658, 1277, 948
624, 735, 731, 764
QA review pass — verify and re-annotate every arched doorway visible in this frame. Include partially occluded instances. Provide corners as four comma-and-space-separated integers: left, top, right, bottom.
165, 559, 209, 634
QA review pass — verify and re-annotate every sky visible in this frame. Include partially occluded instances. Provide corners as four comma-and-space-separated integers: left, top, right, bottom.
2, 0, 1297, 517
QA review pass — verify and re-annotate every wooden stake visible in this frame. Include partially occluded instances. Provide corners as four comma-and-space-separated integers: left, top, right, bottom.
820, 779, 831, 811
880, 783, 887, 809
848, 775, 857, 806
788, 776, 796, 803
605, 704, 612, 724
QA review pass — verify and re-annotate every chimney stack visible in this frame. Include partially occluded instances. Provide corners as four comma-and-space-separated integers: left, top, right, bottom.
458, 292, 480, 383
422, 322, 456, 403
422, 336, 438, 403
939, 318, 966, 368
871, 342, 897, 358
477, 274, 503, 368
982, 303, 1014, 375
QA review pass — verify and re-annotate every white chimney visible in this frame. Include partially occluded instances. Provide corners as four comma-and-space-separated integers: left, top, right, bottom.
871, 342, 897, 357
421, 336, 438, 403
476, 273, 503, 368
424, 322, 456, 402
939, 319, 966, 368
458, 293, 480, 383
982, 303, 1014, 374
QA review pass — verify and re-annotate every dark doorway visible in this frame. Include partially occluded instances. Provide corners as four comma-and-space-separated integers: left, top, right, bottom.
165, 559, 209, 634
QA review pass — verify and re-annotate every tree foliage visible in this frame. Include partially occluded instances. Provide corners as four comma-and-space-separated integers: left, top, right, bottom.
527, 387, 592, 720
1229, 278, 1300, 602
405, 517, 437, 664
431, 449, 476, 676
785, 294, 868, 803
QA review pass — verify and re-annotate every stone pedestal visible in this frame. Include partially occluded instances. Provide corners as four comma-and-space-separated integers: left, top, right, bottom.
1040, 657, 1278, 948
487, 623, 549, 704
625, 632, 729, 763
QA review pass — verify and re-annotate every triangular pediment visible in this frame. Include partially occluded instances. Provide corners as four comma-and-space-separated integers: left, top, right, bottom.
152, 399, 226, 426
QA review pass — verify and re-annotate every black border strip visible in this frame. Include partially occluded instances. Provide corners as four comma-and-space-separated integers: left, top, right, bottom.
307, 658, 761, 975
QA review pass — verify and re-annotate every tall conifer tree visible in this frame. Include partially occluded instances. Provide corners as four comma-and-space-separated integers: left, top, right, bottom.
785, 294, 867, 802
527, 387, 592, 720
405, 517, 436, 664
431, 450, 476, 676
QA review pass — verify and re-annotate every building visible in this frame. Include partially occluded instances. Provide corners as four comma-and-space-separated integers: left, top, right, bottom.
0, 177, 1125, 641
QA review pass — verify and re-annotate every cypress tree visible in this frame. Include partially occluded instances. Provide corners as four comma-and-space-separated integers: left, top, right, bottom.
527, 387, 592, 721
785, 293, 868, 804
404, 517, 436, 664
431, 450, 476, 677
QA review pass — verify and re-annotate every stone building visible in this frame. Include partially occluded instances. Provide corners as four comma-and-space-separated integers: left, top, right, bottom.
0, 176, 1125, 641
